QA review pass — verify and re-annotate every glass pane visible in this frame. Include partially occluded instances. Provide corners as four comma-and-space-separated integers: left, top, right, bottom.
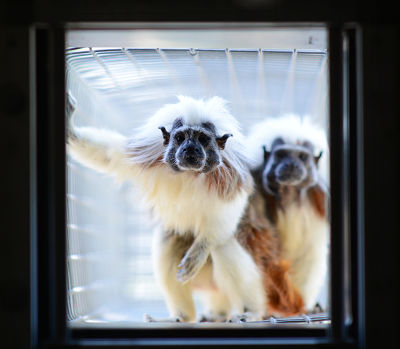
65, 25, 330, 328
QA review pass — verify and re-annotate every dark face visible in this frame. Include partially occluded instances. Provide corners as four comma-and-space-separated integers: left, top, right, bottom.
159, 118, 232, 173
262, 138, 320, 195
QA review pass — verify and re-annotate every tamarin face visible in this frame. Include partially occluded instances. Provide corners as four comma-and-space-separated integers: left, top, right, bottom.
159, 118, 232, 173
262, 137, 322, 195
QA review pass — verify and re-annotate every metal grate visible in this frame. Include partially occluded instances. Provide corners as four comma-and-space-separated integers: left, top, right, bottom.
246, 313, 330, 325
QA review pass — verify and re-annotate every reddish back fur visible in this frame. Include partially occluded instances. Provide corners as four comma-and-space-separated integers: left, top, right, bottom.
263, 184, 327, 222
307, 185, 326, 218
264, 260, 305, 316
237, 193, 305, 316
205, 160, 249, 200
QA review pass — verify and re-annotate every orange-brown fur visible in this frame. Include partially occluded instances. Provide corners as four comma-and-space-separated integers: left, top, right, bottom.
260, 181, 326, 223
307, 185, 326, 218
130, 144, 248, 201
236, 192, 305, 316
205, 160, 248, 200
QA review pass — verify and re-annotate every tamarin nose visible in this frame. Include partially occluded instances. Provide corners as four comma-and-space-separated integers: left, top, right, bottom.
183, 144, 202, 155
283, 163, 295, 171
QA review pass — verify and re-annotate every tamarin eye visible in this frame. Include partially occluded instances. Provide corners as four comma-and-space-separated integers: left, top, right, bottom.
175, 133, 185, 144
275, 150, 287, 159
198, 134, 210, 146
299, 152, 309, 162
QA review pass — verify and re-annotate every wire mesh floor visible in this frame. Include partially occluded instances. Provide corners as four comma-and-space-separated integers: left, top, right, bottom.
69, 298, 329, 328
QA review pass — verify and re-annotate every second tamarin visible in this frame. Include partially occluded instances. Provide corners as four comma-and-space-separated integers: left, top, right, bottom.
246, 115, 330, 312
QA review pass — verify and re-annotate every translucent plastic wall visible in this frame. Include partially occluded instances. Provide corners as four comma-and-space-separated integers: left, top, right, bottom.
66, 26, 328, 325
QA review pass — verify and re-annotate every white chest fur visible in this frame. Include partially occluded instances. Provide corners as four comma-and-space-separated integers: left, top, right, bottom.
276, 200, 329, 310
137, 166, 249, 242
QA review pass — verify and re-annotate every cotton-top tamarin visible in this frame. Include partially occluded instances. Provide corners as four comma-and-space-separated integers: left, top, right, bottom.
246, 115, 330, 311
67, 95, 267, 322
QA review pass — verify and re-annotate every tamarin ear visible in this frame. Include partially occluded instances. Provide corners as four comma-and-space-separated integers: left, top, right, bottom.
314, 151, 323, 165
159, 126, 170, 146
271, 137, 285, 150
263, 145, 271, 162
216, 133, 232, 150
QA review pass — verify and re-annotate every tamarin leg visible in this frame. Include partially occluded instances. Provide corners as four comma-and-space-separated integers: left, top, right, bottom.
210, 238, 266, 320
199, 289, 232, 322
152, 229, 196, 322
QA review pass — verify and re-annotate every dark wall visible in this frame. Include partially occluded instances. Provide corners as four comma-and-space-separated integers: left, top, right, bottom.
0, 26, 31, 349
362, 23, 399, 349
1, 1, 399, 349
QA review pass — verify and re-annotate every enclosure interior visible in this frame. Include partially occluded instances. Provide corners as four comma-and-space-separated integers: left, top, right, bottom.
65, 26, 329, 327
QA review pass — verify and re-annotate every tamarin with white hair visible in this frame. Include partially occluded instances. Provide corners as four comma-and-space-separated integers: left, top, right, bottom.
246, 115, 330, 312
67, 95, 267, 322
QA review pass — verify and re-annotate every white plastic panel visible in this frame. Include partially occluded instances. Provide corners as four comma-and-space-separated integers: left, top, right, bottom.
66, 27, 329, 326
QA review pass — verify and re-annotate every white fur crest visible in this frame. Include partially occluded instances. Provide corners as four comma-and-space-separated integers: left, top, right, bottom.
126, 96, 252, 186
246, 115, 329, 182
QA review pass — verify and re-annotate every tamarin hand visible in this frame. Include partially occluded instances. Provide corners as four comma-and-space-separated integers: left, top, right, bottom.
177, 238, 210, 283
